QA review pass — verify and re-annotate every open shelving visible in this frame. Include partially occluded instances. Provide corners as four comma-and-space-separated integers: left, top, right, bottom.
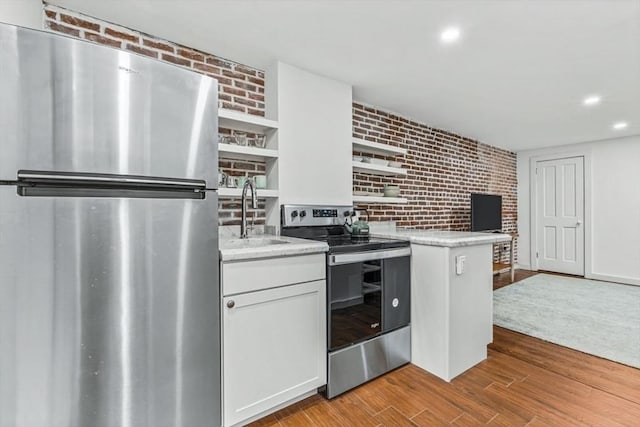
218, 143, 278, 162
352, 161, 407, 177
218, 108, 279, 133
351, 137, 408, 204
352, 137, 407, 156
352, 195, 408, 204
217, 109, 280, 222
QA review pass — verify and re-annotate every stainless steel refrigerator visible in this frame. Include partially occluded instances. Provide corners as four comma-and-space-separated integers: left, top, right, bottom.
0, 24, 220, 427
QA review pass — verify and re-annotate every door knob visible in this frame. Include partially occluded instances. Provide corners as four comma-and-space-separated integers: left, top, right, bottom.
576, 220, 583, 226
226, 300, 235, 308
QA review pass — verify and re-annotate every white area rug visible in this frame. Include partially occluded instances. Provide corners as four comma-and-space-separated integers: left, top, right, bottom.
494, 273, 640, 368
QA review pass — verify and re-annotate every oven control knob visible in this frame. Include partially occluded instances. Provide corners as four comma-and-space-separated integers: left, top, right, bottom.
291, 210, 298, 219
344, 210, 351, 217
299, 210, 307, 218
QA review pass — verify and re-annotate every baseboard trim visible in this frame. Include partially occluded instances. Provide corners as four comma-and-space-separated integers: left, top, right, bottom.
230, 389, 318, 427
586, 273, 640, 286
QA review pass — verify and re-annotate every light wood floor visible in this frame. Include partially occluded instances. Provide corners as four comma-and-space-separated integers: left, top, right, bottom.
249, 270, 640, 426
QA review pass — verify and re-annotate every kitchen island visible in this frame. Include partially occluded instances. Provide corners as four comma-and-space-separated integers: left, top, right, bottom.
370, 225, 511, 381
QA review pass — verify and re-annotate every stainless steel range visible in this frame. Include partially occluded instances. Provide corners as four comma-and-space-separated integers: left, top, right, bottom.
281, 205, 411, 398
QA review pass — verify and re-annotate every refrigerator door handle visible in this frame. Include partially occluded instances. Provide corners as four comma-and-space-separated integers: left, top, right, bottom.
18, 170, 206, 189
16, 170, 208, 199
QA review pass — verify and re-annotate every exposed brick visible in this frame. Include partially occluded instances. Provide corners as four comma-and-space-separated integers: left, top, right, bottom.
234, 97, 257, 107
247, 76, 265, 86
223, 104, 246, 113
125, 43, 158, 58
352, 101, 517, 262
235, 64, 257, 76
84, 32, 121, 48
247, 108, 265, 117
193, 62, 221, 75
222, 69, 247, 80
105, 27, 139, 43
222, 86, 247, 97
234, 81, 257, 92
206, 56, 234, 69
59, 14, 100, 32
143, 38, 174, 53
248, 92, 265, 102
216, 76, 233, 86
161, 53, 190, 67
218, 93, 233, 102
177, 48, 205, 62
46, 21, 80, 37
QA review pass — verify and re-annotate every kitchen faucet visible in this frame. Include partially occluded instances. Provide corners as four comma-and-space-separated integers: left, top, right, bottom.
240, 178, 258, 238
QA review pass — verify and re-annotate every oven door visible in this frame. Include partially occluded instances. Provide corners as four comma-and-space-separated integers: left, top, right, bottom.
327, 247, 411, 351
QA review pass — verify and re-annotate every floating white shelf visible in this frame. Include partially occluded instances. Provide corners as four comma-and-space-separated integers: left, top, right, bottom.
218, 143, 278, 162
352, 161, 407, 176
352, 195, 408, 204
218, 109, 279, 133
218, 188, 279, 198
352, 137, 406, 156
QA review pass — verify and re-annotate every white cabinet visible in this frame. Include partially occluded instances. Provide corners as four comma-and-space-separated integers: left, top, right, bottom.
220, 254, 326, 427
410, 243, 493, 382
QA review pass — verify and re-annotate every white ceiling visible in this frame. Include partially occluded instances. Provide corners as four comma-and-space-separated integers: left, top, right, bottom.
49, 0, 640, 152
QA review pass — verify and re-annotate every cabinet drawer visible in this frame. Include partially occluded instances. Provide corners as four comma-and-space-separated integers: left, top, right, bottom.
222, 253, 325, 296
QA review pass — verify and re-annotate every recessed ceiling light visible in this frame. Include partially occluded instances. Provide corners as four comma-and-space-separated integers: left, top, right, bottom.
440, 27, 461, 43
612, 122, 628, 130
582, 95, 601, 106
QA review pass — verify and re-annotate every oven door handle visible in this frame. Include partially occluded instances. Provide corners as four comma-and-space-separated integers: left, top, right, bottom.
328, 247, 411, 266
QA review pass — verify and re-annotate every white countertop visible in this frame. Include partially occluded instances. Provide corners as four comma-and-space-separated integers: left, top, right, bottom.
219, 234, 328, 262
370, 228, 512, 247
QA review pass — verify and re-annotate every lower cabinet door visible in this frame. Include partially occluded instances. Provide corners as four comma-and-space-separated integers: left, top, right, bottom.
222, 280, 326, 427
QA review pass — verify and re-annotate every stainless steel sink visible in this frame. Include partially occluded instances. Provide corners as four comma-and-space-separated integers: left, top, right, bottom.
221, 237, 290, 250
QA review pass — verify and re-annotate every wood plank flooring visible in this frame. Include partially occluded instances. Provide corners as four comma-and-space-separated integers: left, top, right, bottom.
249, 271, 640, 426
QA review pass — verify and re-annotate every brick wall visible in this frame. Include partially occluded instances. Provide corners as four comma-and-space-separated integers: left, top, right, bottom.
352, 103, 517, 262
43, 3, 267, 226
42, 4, 518, 247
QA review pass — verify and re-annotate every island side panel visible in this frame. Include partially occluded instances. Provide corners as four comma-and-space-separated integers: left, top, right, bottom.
410, 244, 451, 380
448, 243, 494, 380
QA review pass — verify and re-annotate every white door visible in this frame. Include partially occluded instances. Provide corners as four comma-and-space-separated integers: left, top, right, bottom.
535, 156, 584, 275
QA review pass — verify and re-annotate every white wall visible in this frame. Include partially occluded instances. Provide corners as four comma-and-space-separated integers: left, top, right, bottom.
265, 62, 352, 207
0, 0, 42, 29
518, 135, 640, 285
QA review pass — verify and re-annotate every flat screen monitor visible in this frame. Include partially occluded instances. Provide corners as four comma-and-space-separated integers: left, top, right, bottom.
471, 193, 502, 232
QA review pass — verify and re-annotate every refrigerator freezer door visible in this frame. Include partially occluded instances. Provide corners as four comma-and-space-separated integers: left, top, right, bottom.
0, 24, 218, 187
0, 187, 220, 427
